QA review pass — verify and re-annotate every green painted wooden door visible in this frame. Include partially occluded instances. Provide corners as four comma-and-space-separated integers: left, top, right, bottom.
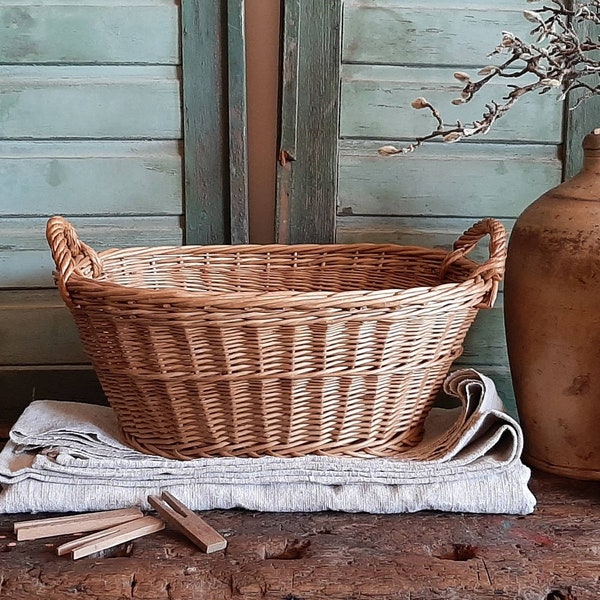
1, 0, 247, 426
277, 0, 600, 415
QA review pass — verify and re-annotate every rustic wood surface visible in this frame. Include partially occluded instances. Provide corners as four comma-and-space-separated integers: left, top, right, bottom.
276, 0, 341, 245
0, 472, 598, 599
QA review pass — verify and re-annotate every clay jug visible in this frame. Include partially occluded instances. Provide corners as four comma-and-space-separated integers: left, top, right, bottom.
504, 129, 600, 480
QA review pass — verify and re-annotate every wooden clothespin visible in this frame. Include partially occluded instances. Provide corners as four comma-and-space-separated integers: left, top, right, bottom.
148, 491, 227, 553
55, 516, 164, 560
13, 507, 144, 541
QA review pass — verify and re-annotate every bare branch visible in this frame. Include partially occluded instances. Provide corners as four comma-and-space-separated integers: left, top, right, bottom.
381, 0, 600, 155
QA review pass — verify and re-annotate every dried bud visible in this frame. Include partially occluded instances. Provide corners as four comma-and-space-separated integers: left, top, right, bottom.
523, 10, 541, 23
540, 78, 561, 87
453, 71, 471, 82
443, 132, 462, 143
501, 32, 516, 47
378, 145, 400, 156
411, 97, 429, 109
478, 65, 498, 76
451, 98, 466, 105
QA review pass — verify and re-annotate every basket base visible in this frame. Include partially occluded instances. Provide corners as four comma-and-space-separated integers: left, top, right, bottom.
121, 427, 426, 460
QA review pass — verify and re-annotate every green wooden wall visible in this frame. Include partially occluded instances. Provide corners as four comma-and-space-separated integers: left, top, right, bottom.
277, 0, 577, 415
1, 1, 248, 426
0, 0, 183, 423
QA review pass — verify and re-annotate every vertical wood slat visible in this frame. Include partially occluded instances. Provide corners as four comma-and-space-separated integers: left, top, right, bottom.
227, 0, 249, 244
276, 0, 343, 244
182, 0, 249, 245
182, 0, 229, 244
275, 0, 300, 244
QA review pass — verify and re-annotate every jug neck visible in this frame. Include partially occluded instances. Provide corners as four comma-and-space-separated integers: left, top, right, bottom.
582, 129, 600, 172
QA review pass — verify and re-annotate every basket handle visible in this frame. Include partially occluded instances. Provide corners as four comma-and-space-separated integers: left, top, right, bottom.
46, 216, 103, 307
440, 218, 507, 309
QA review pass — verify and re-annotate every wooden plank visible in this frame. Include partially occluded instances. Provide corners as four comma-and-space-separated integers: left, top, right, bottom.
0, 3, 178, 65
227, 0, 249, 244
0, 216, 183, 287
338, 141, 561, 218
6, 473, 600, 597
0, 290, 87, 364
0, 66, 181, 139
0, 366, 106, 429
336, 215, 514, 266
182, 0, 230, 244
342, 1, 538, 67
15, 508, 145, 542
340, 65, 563, 143
276, 0, 342, 244
275, 0, 300, 244
0, 141, 182, 217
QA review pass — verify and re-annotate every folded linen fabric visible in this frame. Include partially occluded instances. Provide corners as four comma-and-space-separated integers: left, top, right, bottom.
0, 369, 536, 514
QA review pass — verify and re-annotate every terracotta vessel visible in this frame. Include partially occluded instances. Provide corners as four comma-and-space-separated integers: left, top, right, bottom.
504, 130, 600, 480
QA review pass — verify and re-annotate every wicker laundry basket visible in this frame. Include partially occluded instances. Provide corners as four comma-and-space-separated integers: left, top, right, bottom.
47, 216, 506, 460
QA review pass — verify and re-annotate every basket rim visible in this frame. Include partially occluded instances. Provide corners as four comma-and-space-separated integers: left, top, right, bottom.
63, 253, 490, 312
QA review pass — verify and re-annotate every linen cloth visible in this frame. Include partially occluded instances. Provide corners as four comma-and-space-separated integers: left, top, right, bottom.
0, 369, 536, 514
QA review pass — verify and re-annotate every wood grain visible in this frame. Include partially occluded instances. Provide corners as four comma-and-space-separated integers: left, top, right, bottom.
0, 2, 178, 64
341, 65, 562, 143
276, 0, 342, 244
0, 66, 181, 139
182, 0, 230, 245
0, 141, 182, 217
1, 216, 183, 288
337, 141, 562, 218
227, 0, 249, 244
342, 1, 539, 66
0, 473, 598, 598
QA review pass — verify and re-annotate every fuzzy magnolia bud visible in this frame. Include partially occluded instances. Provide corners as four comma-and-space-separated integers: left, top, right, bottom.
540, 78, 561, 87
411, 97, 429, 109
378, 145, 400, 156
443, 132, 462, 143
478, 65, 498, 76
523, 10, 541, 23
453, 71, 471, 82
501, 32, 516, 47
451, 98, 466, 105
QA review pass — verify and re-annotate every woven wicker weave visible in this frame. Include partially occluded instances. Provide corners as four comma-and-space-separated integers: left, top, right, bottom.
46, 216, 506, 459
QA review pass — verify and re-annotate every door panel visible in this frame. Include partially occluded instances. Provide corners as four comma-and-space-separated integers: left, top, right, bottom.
1, 0, 248, 424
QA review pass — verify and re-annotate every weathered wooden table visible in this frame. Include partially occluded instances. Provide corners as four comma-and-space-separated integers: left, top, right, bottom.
0, 472, 598, 599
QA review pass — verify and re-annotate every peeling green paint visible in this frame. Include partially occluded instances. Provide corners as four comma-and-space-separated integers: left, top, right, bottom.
0, 5, 178, 64
0, 95, 19, 126
46, 160, 65, 188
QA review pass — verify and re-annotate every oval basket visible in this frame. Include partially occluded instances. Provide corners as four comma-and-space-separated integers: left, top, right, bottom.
46, 216, 506, 459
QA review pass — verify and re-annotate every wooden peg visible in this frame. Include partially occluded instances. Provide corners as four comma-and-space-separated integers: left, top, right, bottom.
14, 507, 144, 541
148, 491, 227, 553
56, 516, 164, 560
